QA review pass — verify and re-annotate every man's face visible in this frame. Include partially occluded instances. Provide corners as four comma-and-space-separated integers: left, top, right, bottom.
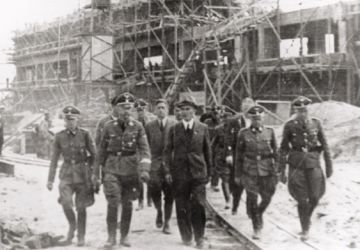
116, 104, 134, 121
250, 114, 263, 127
64, 117, 78, 130
295, 107, 308, 120
181, 105, 195, 121
174, 107, 182, 121
155, 102, 168, 119
137, 109, 146, 119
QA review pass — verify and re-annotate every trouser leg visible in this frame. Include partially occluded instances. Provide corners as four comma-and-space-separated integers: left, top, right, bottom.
62, 207, 77, 243
174, 180, 192, 243
77, 209, 86, 245
106, 205, 118, 244
232, 184, 244, 213
163, 182, 174, 223
246, 191, 260, 231
120, 200, 133, 238
138, 182, 144, 208
190, 182, 206, 243
150, 182, 163, 228
221, 181, 230, 203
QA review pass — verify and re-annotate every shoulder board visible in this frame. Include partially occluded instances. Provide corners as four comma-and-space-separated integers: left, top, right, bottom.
215, 124, 224, 130
238, 127, 248, 134
310, 117, 321, 122
78, 127, 89, 133
57, 129, 67, 135
264, 126, 275, 134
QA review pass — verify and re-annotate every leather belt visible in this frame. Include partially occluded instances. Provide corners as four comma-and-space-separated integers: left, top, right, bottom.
108, 151, 136, 157
292, 147, 319, 153
64, 159, 84, 165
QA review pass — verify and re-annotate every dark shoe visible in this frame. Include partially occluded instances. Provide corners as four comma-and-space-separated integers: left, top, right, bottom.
224, 201, 230, 210
183, 240, 192, 246
77, 238, 85, 247
147, 200, 152, 207
252, 229, 261, 240
103, 236, 116, 249
211, 186, 220, 192
300, 230, 309, 241
162, 222, 171, 234
156, 211, 163, 228
231, 209, 237, 215
196, 238, 205, 249
120, 236, 131, 247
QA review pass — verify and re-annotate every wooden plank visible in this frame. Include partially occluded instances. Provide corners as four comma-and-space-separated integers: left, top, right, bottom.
0, 160, 14, 176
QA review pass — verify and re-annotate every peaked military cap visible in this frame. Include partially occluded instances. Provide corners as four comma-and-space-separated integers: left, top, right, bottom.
134, 98, 148, 110
247, 105, 265, 116
115, 92, 135, 106
292, 96, 312, 108
62, 105, 80, 120
155, 98, 168, 106
177, 94, 198, 109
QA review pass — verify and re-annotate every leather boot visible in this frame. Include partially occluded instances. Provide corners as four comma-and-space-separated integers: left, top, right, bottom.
77, 209, 86, 247
156, 209, 163, 228
163, 202, 172, 234
61, 208, 76, 245
104, 205, 117, 248
120, 201, 132, 247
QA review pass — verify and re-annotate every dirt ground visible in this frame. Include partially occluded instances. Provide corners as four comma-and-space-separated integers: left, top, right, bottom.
0, 163, 242, 250
208, 159, 360, 250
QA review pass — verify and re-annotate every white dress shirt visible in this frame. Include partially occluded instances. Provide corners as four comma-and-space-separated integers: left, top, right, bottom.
182, 119, 194, 130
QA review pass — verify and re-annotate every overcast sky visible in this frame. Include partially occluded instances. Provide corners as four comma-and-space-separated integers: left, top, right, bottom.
0, 0, 352, 85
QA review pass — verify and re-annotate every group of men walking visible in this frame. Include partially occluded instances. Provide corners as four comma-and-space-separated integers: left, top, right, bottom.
46, 92, 333, 249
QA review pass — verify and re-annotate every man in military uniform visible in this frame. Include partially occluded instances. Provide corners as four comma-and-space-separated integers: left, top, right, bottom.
203, 105, 222, 192
134, 98, 153, 209
234, 105, 278, 239
212, 112, 232, 209
47, 106, 96, 247
95, 96, 118, 148
0, 105, 5, 155
145, 99, 175, 234
225, 97, 254, 215
93, 92, 151, 248
164, 96, 212, 249
279, 96, 333, 241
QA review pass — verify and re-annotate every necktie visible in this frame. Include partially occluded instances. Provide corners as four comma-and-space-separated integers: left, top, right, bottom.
186, 124, 191, 134
160, 121, 164, 131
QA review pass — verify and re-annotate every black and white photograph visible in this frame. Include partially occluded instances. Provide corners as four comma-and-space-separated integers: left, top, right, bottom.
0, 0, 358, 249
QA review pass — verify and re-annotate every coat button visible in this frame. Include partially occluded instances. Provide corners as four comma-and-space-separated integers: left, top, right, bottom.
71, 160, 76, 164
256, 155, 261, 161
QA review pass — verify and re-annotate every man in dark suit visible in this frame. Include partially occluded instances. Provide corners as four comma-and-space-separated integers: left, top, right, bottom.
164, 96, 212, 249
145, 99, 175, 234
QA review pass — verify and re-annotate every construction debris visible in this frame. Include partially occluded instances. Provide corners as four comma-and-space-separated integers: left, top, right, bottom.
0, 220, 63, 250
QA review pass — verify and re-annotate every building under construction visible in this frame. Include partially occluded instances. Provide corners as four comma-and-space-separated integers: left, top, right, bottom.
10, 0, 360, 114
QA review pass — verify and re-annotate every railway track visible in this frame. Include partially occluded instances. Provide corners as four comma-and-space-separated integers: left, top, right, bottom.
207, 189, 324, 250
